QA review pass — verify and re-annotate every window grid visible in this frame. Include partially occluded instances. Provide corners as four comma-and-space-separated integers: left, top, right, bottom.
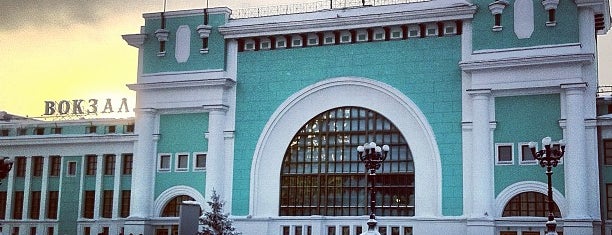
47, 191, 59, 219
161, 195, 194, 217
32, 156, 44, 177
159, 154, 171, 171
495, 143, 513, 165
49, 156, 61, 176
502, 191, 561, 217
104, 155, 115, 175
605, 140, 612, 165
122, 154, 133, 175
86, 155, 97, 176
121, 190, 131, 218
0, 191, 6, 219
195, 153, 207, 170
83, 191, 95, 219
15, 157, 26, 177
30, 191, 41, 219
13, 191, 24, 219
519, 143, 536, 164
280, 107, 415, 216
176, 154, 189, 171
102, 190, 113, 218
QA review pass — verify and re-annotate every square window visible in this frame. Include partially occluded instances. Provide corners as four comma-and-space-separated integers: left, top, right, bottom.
408, 29, 420, 38
261, 42, 270, 50
107, 125, 116, 133
357, 34, 367, 42
245, 43, 255, 51
520, 143, 536, 164
292, 39, 302, 47
445, 25, 456, 35
158, 154, 171, 171
340, 35, 350, 43
35, 128, 44, 135
374, 33, 384, 40
194, 153, 206, 170
324, 37, 334, 44
87, 126, 97, 134
495, 144, 513, 165
176, 153, 189, 171
124, 124, 134, 133
391, 31, 402, 39
277, 40, 286, 48
426, 27, 437, 36
308, 38, 318, 45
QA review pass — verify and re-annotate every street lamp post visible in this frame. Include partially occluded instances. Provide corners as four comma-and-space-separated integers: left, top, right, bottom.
357, 142, 389, 235
0, 157, 14, 185
529, 137, 565, 235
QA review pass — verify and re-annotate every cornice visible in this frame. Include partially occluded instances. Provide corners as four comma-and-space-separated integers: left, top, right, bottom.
219, 4, 477, 38
460, 53, 594, 72
127, 78, 236, 91
0, 134, 138, 146
143, 7, 232, 19
122, 33, 147, 48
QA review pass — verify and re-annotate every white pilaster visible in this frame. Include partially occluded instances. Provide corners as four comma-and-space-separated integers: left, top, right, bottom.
467, 89, 495, 234
112, 153, 123, 219
39, 155, 50, 219
205, 107, 228, 204
94, 154, 103, 220
23, 157, 32, 220
562, 83, 590, 219
130, 108, 156, 219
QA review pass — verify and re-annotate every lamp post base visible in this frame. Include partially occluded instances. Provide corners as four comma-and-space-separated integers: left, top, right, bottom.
545, 218, 558, 235
360, 218, 381, 235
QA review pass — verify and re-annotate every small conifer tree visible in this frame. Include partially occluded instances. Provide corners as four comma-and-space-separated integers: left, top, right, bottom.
200, 190, 241, 235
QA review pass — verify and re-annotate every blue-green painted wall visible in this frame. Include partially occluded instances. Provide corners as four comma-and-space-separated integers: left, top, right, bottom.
494, 94, 564, 195
155, 113, 208, 198
472, 0, 579, 51
58, 156, 82, 235
234, 36, 463, 216
143, 13, 228, 74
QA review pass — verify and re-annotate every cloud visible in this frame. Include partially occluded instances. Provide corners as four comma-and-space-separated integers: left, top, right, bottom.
0, 0, 135, 31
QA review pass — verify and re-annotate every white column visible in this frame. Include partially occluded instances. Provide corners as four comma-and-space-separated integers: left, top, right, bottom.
205, 107, 227, 204
94, 154, 103, 220
39, 156, 50, 219
130, 108, 156, 219
468, 89, 494, 218
23, 157, 32, 220
112, 153, 122, 219
563, 83, 589, 219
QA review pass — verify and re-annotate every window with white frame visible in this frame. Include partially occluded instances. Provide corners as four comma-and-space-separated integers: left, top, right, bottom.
158, 154, 171, 171
260, 38, 271, 50
291, 35, 303, 47
67, 161, 77, 176
194, 153, 207, 171
339, 31, 351, 44
276, 36, 287, 49
323, 32, 335, 45
519, 143, 536, 164
307, 34, 319, 46
390, 27, 402, 39
175, 153, 189, 171
373, 29, 385, 41
356, 30, 368, 42
408, 25, 420, 38
444, 22, 457, 35
495, 143, 513, 165
244, 39, 256, 51
426, 24, 438, 37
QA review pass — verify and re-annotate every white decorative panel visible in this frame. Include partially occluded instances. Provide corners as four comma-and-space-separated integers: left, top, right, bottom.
175, 25, 191, 63
514, 0, 534, 39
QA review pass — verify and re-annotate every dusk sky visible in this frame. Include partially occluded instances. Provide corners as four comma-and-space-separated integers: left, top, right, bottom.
1, 0, 611, 118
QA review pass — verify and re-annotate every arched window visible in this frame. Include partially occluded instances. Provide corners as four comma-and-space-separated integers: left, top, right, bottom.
161, 195, 195, 217
502, 192, 561, 217
279, 106, 415, 216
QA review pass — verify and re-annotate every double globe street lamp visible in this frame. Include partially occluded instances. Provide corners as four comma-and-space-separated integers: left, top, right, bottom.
356, 142, 389, 235
528, 137, 565, 235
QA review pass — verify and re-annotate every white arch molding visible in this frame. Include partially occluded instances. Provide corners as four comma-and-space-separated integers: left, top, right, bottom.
495, 181, 568, 218
154, 185, 207, 217
249, 77, 442, 217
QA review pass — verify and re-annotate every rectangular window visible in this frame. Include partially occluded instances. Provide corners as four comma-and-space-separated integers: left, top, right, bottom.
374, 32, 385, 41
324, 36, 335, 44
292, 38, 302, 47
32, 156, 44, 177
121, 190, 131, 218
104, 154, 115, 175
261, 41, 271, 50
49, 155, 61, 176
159, 154, 171, 171
194, 153, 207, 170
83, 191, 95, 219
13, 191, 24, 219
87, 126, 97, 134
102, 190, 113, 218
340, 35, 351, 43
327, 226, 335, 235
495, 144, 513, 165
0, 129, 8, 136
35, 127, 45, 135
124, 124, 134, 133
67, 161, 77, 176
176, 154, 189, 171
15, 156, 26, 177
30, 227, 36, 235
122, 154, 133, 175
520, 143, 536, 164
47, 191, 59, 219
52, 127, 62, 134
30, 191, 41, 219
408, 26, 420, 38
17, 128, 26, 136
391, 30, 402, 39
357, 33, 367, 42
307, 37, 318, 46
605, 140, 612, 165
276, 39, 286, 48
245, 42, 255, 51
107, 125, 116, 133
84, 227, 91, 235
0, 191, 6, 219
86, 155, 97, 175
47, 227, 54, 235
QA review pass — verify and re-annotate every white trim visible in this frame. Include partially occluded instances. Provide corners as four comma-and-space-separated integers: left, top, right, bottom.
494, 143, 514, 165
175, 152, 190, 171
157, 153, 172, 172
517, 142, 537, 165
249, 77, 442, 217
193, 152, 207, 171
495, 181, 567, 218
153, 186, 206, 217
